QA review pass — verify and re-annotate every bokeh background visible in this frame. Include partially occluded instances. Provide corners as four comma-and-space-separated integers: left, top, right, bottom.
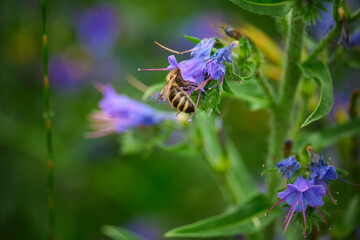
1, 0, 360, 239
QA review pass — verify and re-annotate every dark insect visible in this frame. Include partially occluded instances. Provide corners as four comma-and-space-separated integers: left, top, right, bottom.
157, 68, 195, 113
223, 26, 245, 40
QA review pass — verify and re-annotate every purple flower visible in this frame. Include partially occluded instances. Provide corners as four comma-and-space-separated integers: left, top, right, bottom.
49, 54, 89, 91
276, 156, 300, 180
266, 176, 328, 236
190, 38, 216, 59
140, 38, 216, 85
310, 156, 338, 205
138, 38, 237, 120
167, 55, 208, 85
350, 28, 360, 47
76, 3, 120, 58
87, 85, 173, 138
167, 38, 216, 85
311, 157, 338, 185
205, 41, 238, 80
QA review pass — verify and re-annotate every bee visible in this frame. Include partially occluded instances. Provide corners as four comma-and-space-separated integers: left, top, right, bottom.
157, 68, 195, 113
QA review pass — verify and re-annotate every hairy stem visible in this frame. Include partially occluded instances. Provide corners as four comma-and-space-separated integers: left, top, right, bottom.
266, 7, 305, 196
256, 75, 276, 107
42, 0, 55, 239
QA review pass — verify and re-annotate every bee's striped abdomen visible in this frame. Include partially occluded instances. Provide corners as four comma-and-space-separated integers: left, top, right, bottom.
168, 86, 195, 113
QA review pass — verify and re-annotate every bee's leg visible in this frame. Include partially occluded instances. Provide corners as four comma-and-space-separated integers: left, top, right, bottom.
175, 111, 181, 117
154, 41, 198, 55
189, 89, 202, 122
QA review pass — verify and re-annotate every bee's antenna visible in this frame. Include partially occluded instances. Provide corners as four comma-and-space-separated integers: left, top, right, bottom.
154, 41, 198, 55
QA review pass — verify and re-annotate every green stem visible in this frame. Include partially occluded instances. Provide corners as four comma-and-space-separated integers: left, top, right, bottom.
305, 8, 360, 64
266, 7, 305, 197
42, 0, 55, 239
256, 75, 276, 107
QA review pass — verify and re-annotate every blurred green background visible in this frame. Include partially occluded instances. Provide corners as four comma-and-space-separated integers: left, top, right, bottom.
1, 0, 360, 239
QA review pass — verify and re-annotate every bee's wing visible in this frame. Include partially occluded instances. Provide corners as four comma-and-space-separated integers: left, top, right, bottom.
157, 73, 176, 102
157, 83, 169, 102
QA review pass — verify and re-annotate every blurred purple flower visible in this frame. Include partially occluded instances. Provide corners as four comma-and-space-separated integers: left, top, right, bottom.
125, 219, 161, 240
181, 13, 225, 41
276, 156, 300, 180
88, 85, 173, 138
49, 55, 89, 91
350, 28, 360, 47
76, 3, 120, 58
266, 176, 328, 236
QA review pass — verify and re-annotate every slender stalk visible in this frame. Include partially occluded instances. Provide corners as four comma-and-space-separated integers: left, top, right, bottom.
42, 0, 55, 239
256, 75, 276, 107
305, 8, 360, 63
266, 7, 305, 197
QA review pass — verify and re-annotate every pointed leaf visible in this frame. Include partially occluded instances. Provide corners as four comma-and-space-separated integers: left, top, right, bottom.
165, 194, 280, 238
184, 35, 201, 45
230, 0, 292, 17
102, 226, 145, 240
196, 113, 259, 205
196, 113, 223, 170
300, 61, 334, 127
225, 140, 259, 204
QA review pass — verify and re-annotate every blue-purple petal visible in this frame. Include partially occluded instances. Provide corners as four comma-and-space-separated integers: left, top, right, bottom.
350, 28, 360, 47
178, 58, 207, 84
276, 156, 300, 180
206, 61, 225, 80
304, 186, 326, 207
99, 85, 172, 133
167, 55, 179, 70
190, 38, 216, 59
211, 41, 238, 63
277, 176, 326, 212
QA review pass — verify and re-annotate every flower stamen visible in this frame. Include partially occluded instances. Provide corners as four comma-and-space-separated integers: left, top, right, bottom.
304, 192, 330, 230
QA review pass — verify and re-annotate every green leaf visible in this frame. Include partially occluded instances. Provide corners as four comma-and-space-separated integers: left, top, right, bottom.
230, 0, 293, 17
184, 35, 201, 45
102, 226, 145, 240
195, 113, 224, 170
294, 118, 360, 151
225, 80, 269, 111
300, 61, 334, 127
165, 194, 280, 238
142, 82, 164, 101
196, 113, 259, 205
225, 139, 260, 204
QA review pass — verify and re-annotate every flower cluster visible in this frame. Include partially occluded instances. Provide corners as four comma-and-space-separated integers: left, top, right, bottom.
139, 38, 238, 119
266, 152, 339, 236
87, 84, 174, 138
